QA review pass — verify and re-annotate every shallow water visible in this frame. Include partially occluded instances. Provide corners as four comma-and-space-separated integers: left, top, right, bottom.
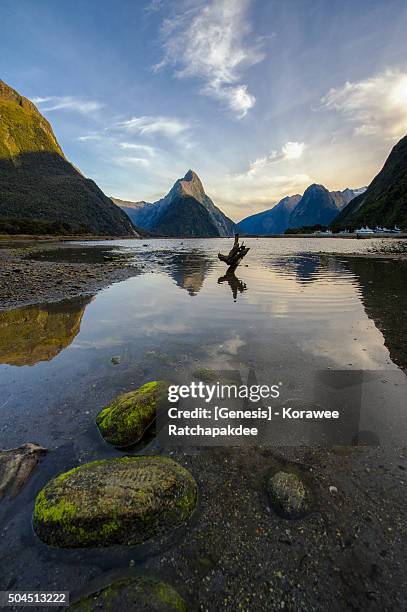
0, 238, 406, 598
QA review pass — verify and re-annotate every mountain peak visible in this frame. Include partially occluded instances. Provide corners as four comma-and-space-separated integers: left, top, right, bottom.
176, 169, 205, 203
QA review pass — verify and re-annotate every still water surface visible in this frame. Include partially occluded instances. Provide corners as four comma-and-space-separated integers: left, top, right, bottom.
0, 237, 406, 596
0, 238, 406, 448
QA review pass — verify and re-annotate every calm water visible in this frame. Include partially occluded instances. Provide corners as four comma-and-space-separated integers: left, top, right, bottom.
0, 238, 406, 595
1, 238, 406, 447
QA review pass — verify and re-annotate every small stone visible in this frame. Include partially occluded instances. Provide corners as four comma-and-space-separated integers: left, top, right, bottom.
267, 471, 312, 519
329, 485, 338, 494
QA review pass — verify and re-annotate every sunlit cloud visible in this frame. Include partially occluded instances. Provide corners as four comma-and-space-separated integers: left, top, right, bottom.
32, 96, 103, 114
154, 0, 265, 118
235, 141, 306, 180
320, 68, 407, 140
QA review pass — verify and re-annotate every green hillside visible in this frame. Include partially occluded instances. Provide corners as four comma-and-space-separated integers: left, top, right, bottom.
0, 80, 135, 236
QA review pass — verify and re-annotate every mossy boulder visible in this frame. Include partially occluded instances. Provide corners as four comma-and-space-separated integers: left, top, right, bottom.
33, 456, 197, 548
69, 576, 187, 611
267, 471, 313, 519
96, 381, 168, 448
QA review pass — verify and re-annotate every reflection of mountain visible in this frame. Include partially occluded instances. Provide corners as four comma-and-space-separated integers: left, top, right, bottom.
265, 255, 322, 284
0, 296, 92, 366
344, 257, 407, 371
264, 254, 347, 285
166, 251, 214, 296
218, 272, 247, 301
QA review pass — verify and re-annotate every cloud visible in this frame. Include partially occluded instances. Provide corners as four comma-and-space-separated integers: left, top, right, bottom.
116, 156, 151, 167
155, 0, 265, 117
320, 68, 407, 140
235, 141, 306, 179
117, 115, 190, 137
32, 96, 103, 114
78, 134, 102, 141
119, 142, 156, 155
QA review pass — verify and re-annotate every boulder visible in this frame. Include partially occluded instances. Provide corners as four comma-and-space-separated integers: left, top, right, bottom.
69, 576, 187, 611
267, 471, 312, 519
96, 381, 168, 447
33, 456, 197, 548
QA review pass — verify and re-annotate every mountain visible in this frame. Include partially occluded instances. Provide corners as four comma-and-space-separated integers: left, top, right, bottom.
121, 170, 235, 237
0, 80, 136, 236
288, 184, 342, 229
237, 195, 301, 235
330, 187, 366, 210
237, 187, 363, 235
332, 135, 407, 229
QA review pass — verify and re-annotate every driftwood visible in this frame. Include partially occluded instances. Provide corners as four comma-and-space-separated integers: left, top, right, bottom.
0, 443, 47, 500
218, 234, 250, 273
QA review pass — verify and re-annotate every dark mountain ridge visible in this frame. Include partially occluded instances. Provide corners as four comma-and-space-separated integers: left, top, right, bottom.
332, 135, 407, 229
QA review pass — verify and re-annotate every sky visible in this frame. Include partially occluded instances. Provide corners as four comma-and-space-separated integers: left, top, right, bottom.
2, 0, 407, 221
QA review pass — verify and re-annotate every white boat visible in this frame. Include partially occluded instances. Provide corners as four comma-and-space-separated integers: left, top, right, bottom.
356, 226, 374, 235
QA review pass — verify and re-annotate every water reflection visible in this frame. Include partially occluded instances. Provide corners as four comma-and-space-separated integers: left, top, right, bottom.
0, 296, 92, 366
264, 254, 347, 285
218, 272, 247, 301
165, 251, 213, 296
344, 257, 407, 371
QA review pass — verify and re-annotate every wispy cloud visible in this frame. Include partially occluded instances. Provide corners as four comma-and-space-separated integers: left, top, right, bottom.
119, 142, 156, 155
78, 134, 102, 141
117, 115, 190, 137
155, 0, 265, 118
32, 95, 103, 114
320, 68, 407, 140
235, 141, 306, 180
116, 156, 151, 167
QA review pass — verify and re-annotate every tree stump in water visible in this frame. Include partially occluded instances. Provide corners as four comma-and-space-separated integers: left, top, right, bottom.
218, 234, 250, 273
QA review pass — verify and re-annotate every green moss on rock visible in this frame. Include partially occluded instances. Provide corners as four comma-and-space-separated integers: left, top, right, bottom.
96, 381, 168, 448
33, 456, 197, 548
267, 471, 313, 519
69, 576, 187, 611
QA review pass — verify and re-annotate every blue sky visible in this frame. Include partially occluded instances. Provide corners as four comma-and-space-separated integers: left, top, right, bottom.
2, 0, 407, 221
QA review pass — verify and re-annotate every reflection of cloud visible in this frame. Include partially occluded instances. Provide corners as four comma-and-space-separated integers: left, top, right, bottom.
320, 68, 407, 140
155, 0, 265, 117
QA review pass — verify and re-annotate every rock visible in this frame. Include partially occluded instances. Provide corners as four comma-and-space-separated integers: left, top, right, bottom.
33, 456, 197, 548
267, 471, 312, 519
0, 443, 47, 500
96, 381, 168, 447
69, 576, 187, 611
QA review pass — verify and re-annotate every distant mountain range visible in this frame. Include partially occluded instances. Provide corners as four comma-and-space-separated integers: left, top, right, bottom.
115, 170, 235, 237
2, 77, 405, 237
238, 186, 365, 235
332, 135, 407, 230
0, 80, 136, 236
